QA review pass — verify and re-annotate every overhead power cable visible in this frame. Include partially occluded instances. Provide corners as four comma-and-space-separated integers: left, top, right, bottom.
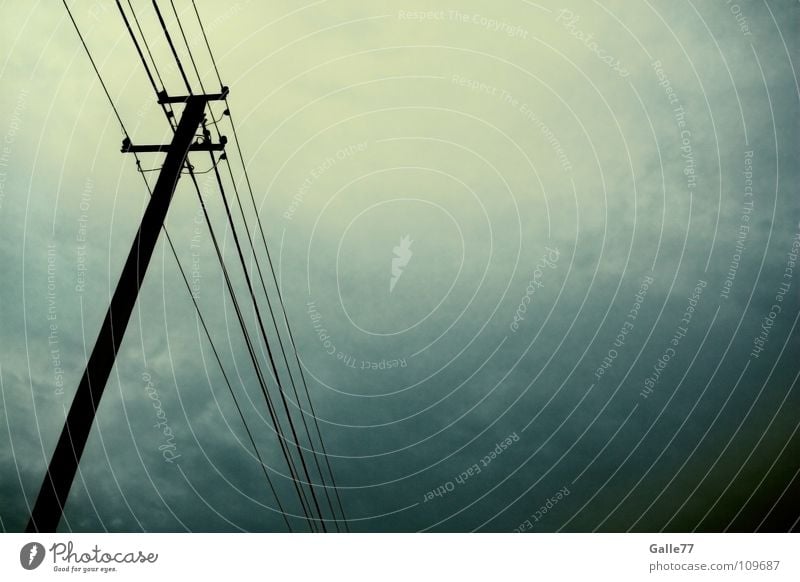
185, 167, 322, 531
166, 1, 344, 531
206, 150, 332, 531
62, 0, 128, 137
152, 0, 193, 93
143, 0, 327, 531
153, 3, 327, 530
187, 0, 350, 531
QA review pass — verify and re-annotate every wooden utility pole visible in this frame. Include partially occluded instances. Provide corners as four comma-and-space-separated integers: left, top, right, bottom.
26, 90, 227, 533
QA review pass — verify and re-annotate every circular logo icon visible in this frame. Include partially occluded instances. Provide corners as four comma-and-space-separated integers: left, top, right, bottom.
20, 542, 45, 570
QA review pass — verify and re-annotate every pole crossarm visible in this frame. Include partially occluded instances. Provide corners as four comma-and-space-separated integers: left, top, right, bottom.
157, 86, 228, 104
121, 136, 227, 153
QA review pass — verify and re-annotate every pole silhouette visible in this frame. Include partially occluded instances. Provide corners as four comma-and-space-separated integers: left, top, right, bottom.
27, 92, 226, 533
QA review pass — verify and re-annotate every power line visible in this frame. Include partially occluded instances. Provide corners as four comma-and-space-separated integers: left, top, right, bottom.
142, 174, 294, 533
62, 0, 128, 137
192, 90, 343, 530
169, 0, 205, 91
190, 0, 223, 87
126, 0, 168, 92
186, 3, 349, 530
207, 154, 330, 531
224, 111, 351, 530
174, 3, 345, 530
135, 10, 321, 525
210, 129, 347, 530
219, 152, 346, 531
128, 132, 293, 533
117, 1, 179, 130
186, 167, 321, 531
115, 0, 159, 94
152, 0, 193, 93
152, 6, 328, 531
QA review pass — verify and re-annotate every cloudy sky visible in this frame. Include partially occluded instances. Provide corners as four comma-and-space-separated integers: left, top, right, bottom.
1, 0, 798, 532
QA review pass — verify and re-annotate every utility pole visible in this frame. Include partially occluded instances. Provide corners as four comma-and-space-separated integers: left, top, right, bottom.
26, 90, 228, 533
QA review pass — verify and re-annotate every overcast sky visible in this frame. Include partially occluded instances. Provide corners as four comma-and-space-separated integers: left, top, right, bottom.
1, 0, 798, 532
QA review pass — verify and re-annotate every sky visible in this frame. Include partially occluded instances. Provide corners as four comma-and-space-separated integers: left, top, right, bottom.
0, 0, 798, 532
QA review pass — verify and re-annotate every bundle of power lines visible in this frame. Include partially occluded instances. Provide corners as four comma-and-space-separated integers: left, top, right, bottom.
62, 0, 348, 533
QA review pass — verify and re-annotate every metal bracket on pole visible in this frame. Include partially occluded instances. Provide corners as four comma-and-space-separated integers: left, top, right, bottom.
26, 92, 226, 533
